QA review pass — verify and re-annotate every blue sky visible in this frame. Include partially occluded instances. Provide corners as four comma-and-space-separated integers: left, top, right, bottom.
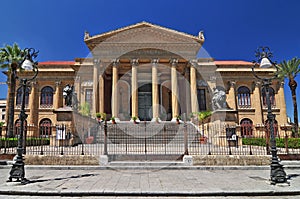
0, 0, 300, 122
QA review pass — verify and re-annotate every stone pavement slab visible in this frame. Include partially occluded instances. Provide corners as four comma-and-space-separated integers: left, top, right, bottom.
0, 165, 299, 198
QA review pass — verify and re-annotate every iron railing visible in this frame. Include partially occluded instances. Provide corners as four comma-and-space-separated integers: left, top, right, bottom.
0, 122, 299, 159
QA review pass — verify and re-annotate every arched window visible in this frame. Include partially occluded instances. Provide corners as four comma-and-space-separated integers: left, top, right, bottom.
39, 119, 52, 137
264, 119, 279, 138
40, 86, 54, 108
262, 87, 276, 107
14, 119, 27, 137
237, 86, 251, 108
240, 118, 253, 137
16, 87, 30, 107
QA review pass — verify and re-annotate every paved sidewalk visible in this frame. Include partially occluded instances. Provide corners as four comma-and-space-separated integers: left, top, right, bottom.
0, 164, 300, 198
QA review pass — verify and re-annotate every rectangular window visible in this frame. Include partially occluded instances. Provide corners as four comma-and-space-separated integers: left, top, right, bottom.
85, 89, 93, 108
197, 89, 206, 111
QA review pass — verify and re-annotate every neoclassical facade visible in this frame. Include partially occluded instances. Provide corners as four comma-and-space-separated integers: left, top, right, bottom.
7, 22, 290, 137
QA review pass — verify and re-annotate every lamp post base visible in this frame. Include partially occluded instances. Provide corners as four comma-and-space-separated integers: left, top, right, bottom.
270, 160, 289, 185
7, 160, 28, 185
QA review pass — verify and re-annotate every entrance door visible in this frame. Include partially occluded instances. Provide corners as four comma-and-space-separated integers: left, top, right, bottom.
138, 92, 152, 121
138, 83, 152, 121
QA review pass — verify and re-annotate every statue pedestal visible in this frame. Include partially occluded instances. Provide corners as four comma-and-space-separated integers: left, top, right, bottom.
210, 109, 241, 147
51, 107, 78, 146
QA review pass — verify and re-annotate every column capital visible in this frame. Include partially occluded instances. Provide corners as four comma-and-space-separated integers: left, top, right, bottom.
280, 81, 284, 88
93, 58, 101, 66
229, 80, 236, 88
112, 59, 120, 67
189, 59, 198, 67
170, 58, 178, 67
152, 58, 159, 65
55, 80, 62, 87
254, 81, 262, 87
131, 58, 139, 66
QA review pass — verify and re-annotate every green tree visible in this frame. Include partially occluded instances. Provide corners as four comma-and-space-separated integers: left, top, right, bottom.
198, 111, 212, 136
79, 102, 91, 116
0, 43, 25, 138
278, 57, 300, 136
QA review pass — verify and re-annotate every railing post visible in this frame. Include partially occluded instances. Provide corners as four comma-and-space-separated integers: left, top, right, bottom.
183, 113, 188, 155
103, 120, 108, 155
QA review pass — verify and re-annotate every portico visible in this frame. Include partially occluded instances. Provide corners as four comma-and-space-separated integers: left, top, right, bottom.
90, 57, 202, 121
83, 22, 205, 121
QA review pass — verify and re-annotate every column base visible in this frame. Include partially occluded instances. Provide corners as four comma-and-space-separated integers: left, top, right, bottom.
130, 118, 140, 123
171, 118, 182, 123
151, 117, 161, 122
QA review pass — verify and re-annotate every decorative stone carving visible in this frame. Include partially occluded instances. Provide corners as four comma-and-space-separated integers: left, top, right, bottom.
84, 31, 90, 40
198, 31, 205, 41
63, 84, 73, 107
212, 86, 228, 110
197, 80, 208, 87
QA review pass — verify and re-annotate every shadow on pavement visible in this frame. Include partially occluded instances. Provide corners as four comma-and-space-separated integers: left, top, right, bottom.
27, 173, 98, 184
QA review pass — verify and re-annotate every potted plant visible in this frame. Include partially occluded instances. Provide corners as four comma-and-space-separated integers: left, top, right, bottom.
175, 115, 181, 124
111, 116, 116, 124
96, 112, 101, 122
132, 116, 138, 124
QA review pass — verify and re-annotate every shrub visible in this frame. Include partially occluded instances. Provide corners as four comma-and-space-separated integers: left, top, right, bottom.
242, 137, 300, 149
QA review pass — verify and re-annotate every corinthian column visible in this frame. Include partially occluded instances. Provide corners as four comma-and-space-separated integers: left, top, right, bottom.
92, 59, 99, 116
152, 59, 159, 121
252, 81, 263, 125
131, 59, 139, 119
99, 65, 105, 114
171, 59, 179, 121
112, 59, 119, 119
277, 81, 287, 125
190, 60, 198, 114
28, 82, 38, 136
54, 81, 62, 109
227, 81, 237, 110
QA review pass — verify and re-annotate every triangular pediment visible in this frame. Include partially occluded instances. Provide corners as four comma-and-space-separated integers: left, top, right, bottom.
85, 21, 204, 49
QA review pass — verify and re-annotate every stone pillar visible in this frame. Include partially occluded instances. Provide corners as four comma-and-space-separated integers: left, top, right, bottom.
277, 81, 287, 125
171, 59, 179, 120
28, 82, 37, 125
92, 60, 99, 116
252, 81, 263, 125
227, 81, 237, 110
152, 59, 159, 120
54, 81, 62, 109
99, 66, 105, 114
184, 67, 191, 116
74, 76, 81, 106
131, 59, 139, 119
190, 61, 198, 114
112, 59, 119, 119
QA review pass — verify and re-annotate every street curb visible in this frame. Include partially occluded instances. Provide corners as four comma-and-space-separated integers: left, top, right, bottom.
0, 190, 300, 197
1, 164, 300, 170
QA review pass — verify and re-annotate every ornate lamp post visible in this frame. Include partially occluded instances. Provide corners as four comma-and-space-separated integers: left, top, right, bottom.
7, 48, 38, 184
252, 46, 287, 185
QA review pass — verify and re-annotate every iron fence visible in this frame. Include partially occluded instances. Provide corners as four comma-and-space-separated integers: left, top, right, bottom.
0, 121, 299, 160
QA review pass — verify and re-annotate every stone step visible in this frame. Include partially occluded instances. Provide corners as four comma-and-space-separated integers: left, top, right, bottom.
109, 161, 185, 167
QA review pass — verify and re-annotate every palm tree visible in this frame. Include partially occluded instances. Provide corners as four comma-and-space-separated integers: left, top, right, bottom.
278, 57, 300, 137
0, 43, 25, 138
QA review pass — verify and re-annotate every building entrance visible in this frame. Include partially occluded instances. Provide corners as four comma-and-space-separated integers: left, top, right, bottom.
138, 84, 152, 121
